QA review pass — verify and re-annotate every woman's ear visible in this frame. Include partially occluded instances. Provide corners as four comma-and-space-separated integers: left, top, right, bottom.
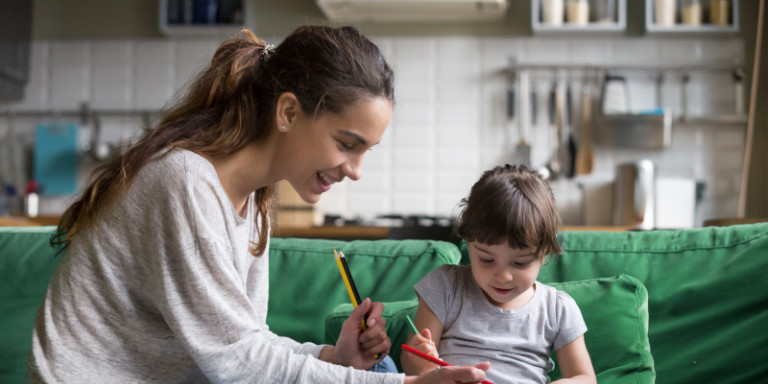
275, 92, 300, 131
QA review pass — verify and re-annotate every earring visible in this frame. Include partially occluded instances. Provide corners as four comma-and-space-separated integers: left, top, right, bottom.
279, 126, 287, 132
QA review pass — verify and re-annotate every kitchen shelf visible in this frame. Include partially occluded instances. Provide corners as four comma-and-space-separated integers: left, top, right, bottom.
531, 0, 627, 34
645, 0, 739, 34
159, 0, 250, 38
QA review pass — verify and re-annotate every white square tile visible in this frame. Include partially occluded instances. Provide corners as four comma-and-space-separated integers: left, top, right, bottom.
393, 170, 432, 193
437, 103, 480, 125
436, 125, 480, 147
396, 80, 434, 103
392, 124, 434, 147
436, 169, 479, 194
134, 40, 176, 110
394, 102, 435, 125
392, 193, 433, 215
567, 38, 612, 64
347, 194, 391, 218
349, 169, 390, 193
522, 38, 569, 64
481, 37, 522, 73
393, 147, 433, 169
612, 38, 658, 65
436, 192, 465, 216
49, 42, 91, 110
437, 148, 478, 170
394, 38, 436, 62
658, 39, 699, 64
173, 39, 219, 92
91, 41, 133, 110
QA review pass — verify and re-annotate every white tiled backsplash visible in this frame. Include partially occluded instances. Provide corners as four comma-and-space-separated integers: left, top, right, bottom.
0, 36, 746, 227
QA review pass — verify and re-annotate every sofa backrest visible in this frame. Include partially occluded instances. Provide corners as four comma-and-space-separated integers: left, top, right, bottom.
0, 227, 462, 383
266, 237, 461, 344
537, 223, 768, 384
0, 226, 61, 384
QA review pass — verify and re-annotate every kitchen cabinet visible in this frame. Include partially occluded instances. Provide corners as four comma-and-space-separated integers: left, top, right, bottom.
645, 0, 739, 33
0, 1, 31, 102
159, 0, 250, 37
531, 0, 627, 34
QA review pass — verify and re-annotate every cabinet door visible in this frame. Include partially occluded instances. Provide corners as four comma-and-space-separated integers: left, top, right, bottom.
0, 1, 31, 102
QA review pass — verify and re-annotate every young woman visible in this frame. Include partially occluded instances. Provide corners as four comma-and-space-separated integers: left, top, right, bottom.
29, 25, 489, 384
402, 164, 596, 384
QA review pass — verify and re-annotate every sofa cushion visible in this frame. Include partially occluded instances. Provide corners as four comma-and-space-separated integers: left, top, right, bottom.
325, 274, 655, 383
546, 275, 654, 383
267, 238, 461, 345
0, 226, 61, 384
539, 223, 768, 384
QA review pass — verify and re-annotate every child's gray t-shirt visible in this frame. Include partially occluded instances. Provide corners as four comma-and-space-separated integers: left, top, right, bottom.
414, 264, 587, 384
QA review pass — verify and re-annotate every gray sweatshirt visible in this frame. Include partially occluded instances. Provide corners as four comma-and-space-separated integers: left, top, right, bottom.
30, 149, 403, 383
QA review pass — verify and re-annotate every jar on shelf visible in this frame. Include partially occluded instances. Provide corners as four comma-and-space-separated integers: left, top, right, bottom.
567, 0, 590, 25
682, 0, 702, 25
709, 0, 730, 26
591, 0, 616, 23
655, 0, 676, 26
542, 0, 565, 25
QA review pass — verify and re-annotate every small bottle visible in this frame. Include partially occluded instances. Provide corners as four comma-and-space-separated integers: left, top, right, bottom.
591, 0, 616, 23
567, 0, 590, 25
682, 0, 702, 26
709, 0, 730, 26
542, 0, 565, 26
655, 0, 676, 26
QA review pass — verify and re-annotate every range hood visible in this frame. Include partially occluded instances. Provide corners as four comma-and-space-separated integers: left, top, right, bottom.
316, 0, 508, 22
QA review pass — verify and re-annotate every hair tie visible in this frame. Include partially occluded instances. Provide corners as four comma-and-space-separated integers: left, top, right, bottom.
261, 44, 275, 61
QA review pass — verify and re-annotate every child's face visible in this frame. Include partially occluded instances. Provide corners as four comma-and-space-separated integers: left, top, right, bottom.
468, 241, 543, 310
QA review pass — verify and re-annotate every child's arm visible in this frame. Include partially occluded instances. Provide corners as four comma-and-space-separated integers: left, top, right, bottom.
401, 299, 444, 375
552, 335, 596, 384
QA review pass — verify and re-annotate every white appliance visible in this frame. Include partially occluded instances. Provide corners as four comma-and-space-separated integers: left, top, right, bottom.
316, 0, 509, 22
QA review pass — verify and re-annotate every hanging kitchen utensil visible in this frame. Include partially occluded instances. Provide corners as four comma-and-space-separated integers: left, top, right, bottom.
512, 70, 531, 167
565, 81, 577, 178
552, 80, 566, 177
575, 82, 595, 175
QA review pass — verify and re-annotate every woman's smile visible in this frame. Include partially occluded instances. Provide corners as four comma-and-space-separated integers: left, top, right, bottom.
317, 171, 338, 192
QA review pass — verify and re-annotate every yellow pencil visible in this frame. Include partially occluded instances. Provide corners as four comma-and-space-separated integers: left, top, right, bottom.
334, 249, 378, 358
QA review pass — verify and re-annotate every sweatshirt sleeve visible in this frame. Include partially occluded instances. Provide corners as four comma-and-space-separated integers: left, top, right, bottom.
140, 155, 403, 384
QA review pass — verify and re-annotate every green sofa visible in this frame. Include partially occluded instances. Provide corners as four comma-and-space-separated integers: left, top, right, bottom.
2, 224, 767, 383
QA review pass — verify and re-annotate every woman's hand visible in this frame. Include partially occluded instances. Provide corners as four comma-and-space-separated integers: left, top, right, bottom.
403, 362, 491, 384
325, 298, 391, 370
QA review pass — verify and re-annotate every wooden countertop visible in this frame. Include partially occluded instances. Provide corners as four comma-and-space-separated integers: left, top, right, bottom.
272, 225, 633, 239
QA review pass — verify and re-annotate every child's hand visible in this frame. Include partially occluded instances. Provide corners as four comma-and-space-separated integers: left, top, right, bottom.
410, 328, 439, 359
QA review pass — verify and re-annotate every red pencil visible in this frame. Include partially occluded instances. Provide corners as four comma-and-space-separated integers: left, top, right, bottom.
401, 344, 494, 384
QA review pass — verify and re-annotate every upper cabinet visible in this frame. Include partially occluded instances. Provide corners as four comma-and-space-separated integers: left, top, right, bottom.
159, 0, 250, 37
646, 0, 739, 33
531, 0, 627, 34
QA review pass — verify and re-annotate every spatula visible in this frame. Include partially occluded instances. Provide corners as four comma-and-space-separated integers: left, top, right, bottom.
512, 71, 531, 167
575, 84, 595, 175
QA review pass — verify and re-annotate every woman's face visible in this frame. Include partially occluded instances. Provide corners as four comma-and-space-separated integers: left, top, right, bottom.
468, 241, 543, 310
280, 96, 392, 204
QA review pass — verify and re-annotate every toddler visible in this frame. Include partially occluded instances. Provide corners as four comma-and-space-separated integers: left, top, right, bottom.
401, 164, 596, 384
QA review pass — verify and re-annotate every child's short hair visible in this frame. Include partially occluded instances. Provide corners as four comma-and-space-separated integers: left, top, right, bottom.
455, 164, 562, 258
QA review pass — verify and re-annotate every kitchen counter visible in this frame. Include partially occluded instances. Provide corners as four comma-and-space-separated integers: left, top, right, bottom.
272, 225, 634, 240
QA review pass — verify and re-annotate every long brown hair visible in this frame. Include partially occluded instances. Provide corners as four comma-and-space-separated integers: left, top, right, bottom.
54, 25, 395, 256
455, 164, 562, 259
